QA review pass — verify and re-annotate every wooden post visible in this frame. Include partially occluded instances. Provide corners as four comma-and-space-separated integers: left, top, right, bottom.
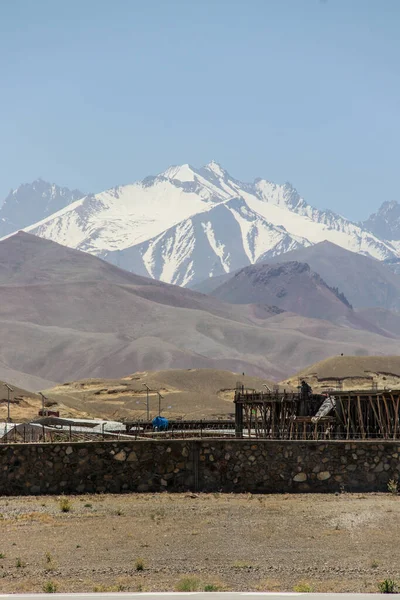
235, 396, 243, 438
357, 396, 366, 439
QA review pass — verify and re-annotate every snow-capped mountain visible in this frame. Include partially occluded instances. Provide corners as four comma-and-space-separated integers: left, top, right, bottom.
105, 196, 309, 286
11, 161, 400, 286
362, 201, 400, 242
0, 179, 83, 238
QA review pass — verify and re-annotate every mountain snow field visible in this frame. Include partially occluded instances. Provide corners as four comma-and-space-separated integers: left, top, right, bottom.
3, 161, 400, 286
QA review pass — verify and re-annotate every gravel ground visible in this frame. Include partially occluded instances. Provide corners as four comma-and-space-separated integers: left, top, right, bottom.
0, 492, 398, 593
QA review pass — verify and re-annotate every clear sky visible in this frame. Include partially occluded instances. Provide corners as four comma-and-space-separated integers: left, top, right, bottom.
0, 0, 399, 221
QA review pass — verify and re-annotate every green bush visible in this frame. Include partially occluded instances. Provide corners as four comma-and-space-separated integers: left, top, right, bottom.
175, 577, 201, 592
59, 497, 72, 513
293, 582, 312, 593
135, 558, 145, 571
43, 581, 58, 593
378, 579, 398, 593
204, 584, 220, 591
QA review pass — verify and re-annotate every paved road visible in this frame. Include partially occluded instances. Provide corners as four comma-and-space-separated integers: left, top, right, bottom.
0, 594, 392, 599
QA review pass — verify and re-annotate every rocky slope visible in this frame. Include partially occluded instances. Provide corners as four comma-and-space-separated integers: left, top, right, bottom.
0, 179, 83, 238
362, 200, 400, 241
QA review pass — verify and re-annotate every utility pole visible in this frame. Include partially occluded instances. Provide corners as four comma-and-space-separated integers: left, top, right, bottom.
143, 384, 150, 421
4, 384, 13, 423
157, 392, 163, 416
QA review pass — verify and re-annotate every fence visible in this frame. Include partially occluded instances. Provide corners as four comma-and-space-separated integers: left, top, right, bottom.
0, 420, 236, 444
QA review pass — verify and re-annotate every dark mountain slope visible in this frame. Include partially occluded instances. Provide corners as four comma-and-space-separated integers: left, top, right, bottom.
264, 241, 400, 311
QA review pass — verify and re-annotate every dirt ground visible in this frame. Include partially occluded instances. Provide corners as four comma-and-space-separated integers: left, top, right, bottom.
0, 492, 398, 593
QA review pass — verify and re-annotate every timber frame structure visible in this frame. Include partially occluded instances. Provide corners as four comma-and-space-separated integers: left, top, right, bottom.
234, 388, 400, 440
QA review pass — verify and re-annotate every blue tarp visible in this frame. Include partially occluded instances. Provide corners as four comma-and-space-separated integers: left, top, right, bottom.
152, 416, 169, 431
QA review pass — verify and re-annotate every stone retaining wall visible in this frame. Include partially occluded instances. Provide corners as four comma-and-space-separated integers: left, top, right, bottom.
0, 439, 399, 495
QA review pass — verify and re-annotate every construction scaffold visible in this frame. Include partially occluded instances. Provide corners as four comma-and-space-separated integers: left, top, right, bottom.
234, 387, 400, 440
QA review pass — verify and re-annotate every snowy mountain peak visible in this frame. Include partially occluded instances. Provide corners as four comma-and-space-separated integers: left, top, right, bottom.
362, 200, 400, 241
161, 163, 196, 182
6, 161, 400, 287
254, 178, 303, 210
203, 160, 227, 178
0, 180, 84, 239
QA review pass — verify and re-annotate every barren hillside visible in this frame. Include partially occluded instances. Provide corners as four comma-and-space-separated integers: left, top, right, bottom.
283, 355, 400, 392
45, 369, 282, 420
1, 232, 400, 390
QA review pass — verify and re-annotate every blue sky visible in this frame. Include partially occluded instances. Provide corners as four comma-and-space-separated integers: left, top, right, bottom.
0, 0, 399, 221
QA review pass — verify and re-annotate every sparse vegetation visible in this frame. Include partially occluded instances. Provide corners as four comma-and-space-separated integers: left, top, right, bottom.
232, 560, 253, 569
93, 584, 126, 592
44, 551, 57, 572
0, 492, 398, 593
84, 503, 92, 508
135, 558, 145, 571
59, 497, 72, 513
371, 559, 379, 569
293, 581, 313, 592
204, 584, 220, 591
175, 577, 201, 592
15, 557, 23, 568
378, 579, 399, 594
43, 581, 58, 593
388, 478, 398, 495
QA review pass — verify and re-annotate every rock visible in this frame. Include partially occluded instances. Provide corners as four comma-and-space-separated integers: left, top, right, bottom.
293, 473, 307, 482
317, 471, 331, 481
113, 450, 126, 462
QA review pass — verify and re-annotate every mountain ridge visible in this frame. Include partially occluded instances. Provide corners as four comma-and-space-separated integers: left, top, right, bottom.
192, 241, 400, 312
361, 200, 400, 241
1, 232, 400, 391
209, 260, 363, 326
5, 162, 399, 287
0, 179, 83, 239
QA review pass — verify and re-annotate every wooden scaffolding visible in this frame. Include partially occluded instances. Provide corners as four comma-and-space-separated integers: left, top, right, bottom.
234, 389, 400, 440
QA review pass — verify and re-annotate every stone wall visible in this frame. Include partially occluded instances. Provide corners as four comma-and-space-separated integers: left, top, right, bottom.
0, 439, 399, 495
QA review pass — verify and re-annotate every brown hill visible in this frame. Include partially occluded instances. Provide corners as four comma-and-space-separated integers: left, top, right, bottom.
283, 355, 400, 392
45, 368, 284, 420
355, 307, 400, 337
1, 232, 400, 390
0, 380, 84, 422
